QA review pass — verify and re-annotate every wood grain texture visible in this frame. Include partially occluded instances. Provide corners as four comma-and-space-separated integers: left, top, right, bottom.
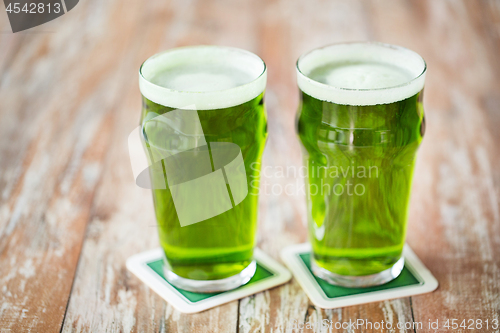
0, 0, 499, 332
0, 0, 137, 331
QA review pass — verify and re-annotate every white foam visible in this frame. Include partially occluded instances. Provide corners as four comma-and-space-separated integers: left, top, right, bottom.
296, 43, 426, 106
139, 46, 266, 110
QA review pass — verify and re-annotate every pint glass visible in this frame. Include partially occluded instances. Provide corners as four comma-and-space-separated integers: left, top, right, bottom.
296, 42, 426, 287
138, 46, 267, 292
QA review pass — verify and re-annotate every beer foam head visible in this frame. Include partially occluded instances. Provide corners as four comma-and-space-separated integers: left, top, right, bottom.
296, 42, 426, 106
140, 46, 266, 110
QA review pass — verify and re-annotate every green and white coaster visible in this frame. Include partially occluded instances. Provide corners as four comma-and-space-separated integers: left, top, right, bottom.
280, 243, 438, 309
126, 248, 291, 313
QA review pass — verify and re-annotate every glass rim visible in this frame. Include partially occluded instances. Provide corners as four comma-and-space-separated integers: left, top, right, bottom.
296, 41, 427, 93
139, 45, 267, 110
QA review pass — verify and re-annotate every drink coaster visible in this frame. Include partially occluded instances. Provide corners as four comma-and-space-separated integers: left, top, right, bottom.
280, 243, 438, 309
126, 248, 291, 313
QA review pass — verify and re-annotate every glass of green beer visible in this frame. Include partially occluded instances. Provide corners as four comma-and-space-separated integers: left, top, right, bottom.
296, 42, 426, 287
138, 46, 267, 292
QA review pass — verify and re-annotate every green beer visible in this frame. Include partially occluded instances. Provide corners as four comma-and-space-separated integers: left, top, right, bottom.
138, 46, 267, 292
296, 43, 426, 287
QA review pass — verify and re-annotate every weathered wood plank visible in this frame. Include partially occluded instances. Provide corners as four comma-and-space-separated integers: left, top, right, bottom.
0, 0, 153, 331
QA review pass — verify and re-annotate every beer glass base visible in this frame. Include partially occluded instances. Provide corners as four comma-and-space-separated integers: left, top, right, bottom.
163, 260, 257, 293
311, 256, 405, 288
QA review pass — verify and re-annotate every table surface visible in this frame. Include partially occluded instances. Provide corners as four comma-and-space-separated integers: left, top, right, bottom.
1, 0, 500, 332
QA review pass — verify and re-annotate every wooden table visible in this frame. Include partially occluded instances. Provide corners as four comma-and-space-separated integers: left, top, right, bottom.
1, 0, 499, 332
